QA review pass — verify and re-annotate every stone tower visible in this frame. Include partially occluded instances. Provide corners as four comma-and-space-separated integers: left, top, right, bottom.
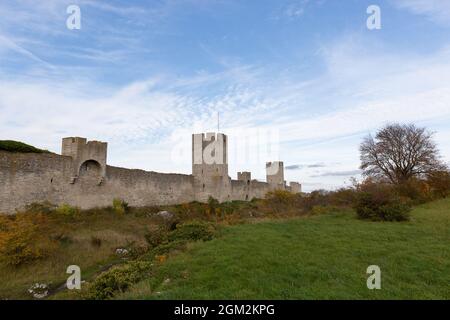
290, 182, 302, 193
62, 137, 107, 184
266, 161, 285, 190
192, 132, 231, 202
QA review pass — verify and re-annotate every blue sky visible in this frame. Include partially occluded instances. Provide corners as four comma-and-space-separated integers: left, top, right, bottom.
1, 0, 450, 191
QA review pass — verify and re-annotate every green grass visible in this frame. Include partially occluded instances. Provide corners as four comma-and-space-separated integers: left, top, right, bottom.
119, 199, 450, 300
0, 140, 49, 153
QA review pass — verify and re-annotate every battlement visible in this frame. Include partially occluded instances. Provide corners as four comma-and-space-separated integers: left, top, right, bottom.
61, 137, 108, 183
237, 171, 251, 184
0, 133, 302, 214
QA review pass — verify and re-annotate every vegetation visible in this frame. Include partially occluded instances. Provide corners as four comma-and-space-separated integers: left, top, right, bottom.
0, 140, 49, 154
360, 123, 447, 184
118, 199, 450, 300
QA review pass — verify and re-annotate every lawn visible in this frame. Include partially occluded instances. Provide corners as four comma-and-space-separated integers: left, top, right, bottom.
118, 199, 450, 300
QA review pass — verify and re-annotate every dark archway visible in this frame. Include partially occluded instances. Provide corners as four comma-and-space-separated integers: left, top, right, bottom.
79, 160, 101, 178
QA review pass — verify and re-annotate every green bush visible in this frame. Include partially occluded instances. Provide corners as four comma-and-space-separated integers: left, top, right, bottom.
84, 261, 152, 300
354, 186, 411, 221
0, 140, 49, 153
144, 228, 168, 248
55, 203, 79, 217
168, 221, 216, 242
112, 198, 129, 215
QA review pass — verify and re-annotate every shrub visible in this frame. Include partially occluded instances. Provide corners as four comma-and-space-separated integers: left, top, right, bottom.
354, 183, 411, 221
264, 190, 299, 213
207, 196, 219, 212
84, 261, 152, 300
427, 170, 450, 198
112, 198, 129, 215
55, 203, 79, 217
144, 228, 168, 248
168, 221, 216, 242
394, 178, 432, 204
0, 213, 57, 266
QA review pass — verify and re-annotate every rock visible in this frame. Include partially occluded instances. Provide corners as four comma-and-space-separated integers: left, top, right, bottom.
28, 283, 49, 299
115, 248, 129, 255
163, 278, 171, 285
155, 211, 174, 220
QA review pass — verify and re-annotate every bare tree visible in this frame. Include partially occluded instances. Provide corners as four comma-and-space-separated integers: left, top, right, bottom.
360, 123, 445, 184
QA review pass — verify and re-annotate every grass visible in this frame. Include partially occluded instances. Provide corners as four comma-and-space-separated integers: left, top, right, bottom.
118, 199, 450, 300
0, 140, 49, 153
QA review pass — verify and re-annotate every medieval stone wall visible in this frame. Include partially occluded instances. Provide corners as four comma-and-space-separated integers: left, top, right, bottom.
0, 151, 194, 213
0, 133, 301, 214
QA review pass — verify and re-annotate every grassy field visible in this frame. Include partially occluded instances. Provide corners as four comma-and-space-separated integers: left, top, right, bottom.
118, 199, 450, 300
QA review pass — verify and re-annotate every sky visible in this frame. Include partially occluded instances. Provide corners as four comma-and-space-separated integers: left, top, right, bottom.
0, 0, 450, 191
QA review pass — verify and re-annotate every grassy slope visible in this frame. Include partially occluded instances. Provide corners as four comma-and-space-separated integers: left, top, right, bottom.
0, 212, 155, 300
0, 140, 49, 153
119, 199, 450, 300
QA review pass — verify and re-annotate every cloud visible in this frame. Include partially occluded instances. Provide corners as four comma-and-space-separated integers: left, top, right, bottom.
285, 163, 327, 170
311, 170, 362, 178
392, 0, 450, 26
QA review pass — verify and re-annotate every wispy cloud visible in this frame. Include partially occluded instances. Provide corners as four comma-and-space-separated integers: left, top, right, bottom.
392, 0, 450, 26
311, 170, 362, 178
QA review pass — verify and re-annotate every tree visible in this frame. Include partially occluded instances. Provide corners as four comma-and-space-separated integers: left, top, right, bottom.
360, 123, 445, 184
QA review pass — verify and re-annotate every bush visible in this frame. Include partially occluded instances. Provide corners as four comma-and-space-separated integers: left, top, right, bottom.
55, 203, 79, 217
112, 198, 129, 215
427, 170, 450, 198
84, 261, 152, 300
168, 221, 216, 242
354, 183, 411, 221
264, 190, 299, 213
0, 213, 57, 266
394, 178, 432, 204
144, 228, 168, 248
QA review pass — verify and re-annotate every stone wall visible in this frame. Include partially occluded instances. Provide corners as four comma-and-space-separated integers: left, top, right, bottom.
0, 151, 195, 214
0, 133, 301, 214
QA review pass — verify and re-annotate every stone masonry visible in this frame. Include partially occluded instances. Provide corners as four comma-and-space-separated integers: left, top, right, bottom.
0, 132, 301, 214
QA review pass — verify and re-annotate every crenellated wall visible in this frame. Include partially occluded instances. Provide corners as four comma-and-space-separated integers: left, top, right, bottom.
0, 151, 195, 213
0, 133, 301, 214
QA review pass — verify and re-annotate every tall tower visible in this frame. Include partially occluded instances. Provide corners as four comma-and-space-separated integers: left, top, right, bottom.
266, 161, 285, 189
192, 132, 230, 202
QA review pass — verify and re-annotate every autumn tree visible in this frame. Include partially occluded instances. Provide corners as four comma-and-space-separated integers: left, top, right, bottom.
360, 123, 446, 184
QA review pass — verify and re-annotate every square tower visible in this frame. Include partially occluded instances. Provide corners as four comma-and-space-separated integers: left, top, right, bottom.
192, 132, 230, 202
237, 171, 251, 185
266, 161, 284, 188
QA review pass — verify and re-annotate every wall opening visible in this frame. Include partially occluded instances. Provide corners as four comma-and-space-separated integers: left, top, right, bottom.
79, 160, 101, 178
